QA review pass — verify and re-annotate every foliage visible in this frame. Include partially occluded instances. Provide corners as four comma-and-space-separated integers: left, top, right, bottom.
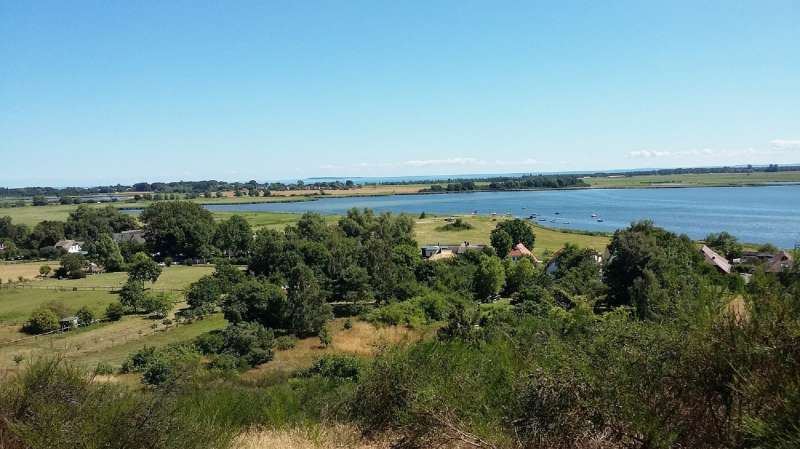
56, 253, 86, 279
105, 301, 125, 321
127, 251, 162, 283
705, 231, 744, 260
214, 214, 252, 258
196, 322, 276, 369
436, 218, 474, 231
298, 354, 361, 381
64, 205, 137, 241
119, 279, 146, 312
490, 228, 513, 256
141, 292, 174, 318
76, 306, 94, 326
86, 233, 125, 271
474, 254, 506, 299
494, 218, 535, 248
23, 307, 60, 334
141, 201, 216, 258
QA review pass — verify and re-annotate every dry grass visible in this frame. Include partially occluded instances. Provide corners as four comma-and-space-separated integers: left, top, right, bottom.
0, 262, 57, 283
233, 425, 391, 449
243, 319, 420, 380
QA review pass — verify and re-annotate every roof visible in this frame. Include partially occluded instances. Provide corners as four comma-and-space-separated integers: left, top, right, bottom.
700, 245, 731, 274
54, 240, 83, 249
509, 243, 540, 263
765, 251, 794, 273
112, 230, 146, 244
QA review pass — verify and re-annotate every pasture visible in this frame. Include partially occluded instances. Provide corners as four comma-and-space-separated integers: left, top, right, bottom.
0, 262, 57, 283
584, 171, 800, 188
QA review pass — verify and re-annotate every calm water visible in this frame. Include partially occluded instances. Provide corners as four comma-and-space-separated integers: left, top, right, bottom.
204, 186, 800, 247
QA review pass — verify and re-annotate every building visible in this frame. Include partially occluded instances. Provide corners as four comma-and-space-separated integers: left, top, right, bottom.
421, 242, 486, 260
112, 229, 146, 245
508, 243, 540, 263
54, 240, 84, 254
765, 251, 794, 273
59, 316, 79, 329
700, 245, 731, 274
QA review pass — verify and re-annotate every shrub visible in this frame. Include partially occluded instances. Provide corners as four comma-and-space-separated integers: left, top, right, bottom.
23, 308, 59, 334
274, 335, 297, 350
94, 362, 114, 375
298, 354, 361, 381
105, 302, 125, 321
76, 306, 94, 326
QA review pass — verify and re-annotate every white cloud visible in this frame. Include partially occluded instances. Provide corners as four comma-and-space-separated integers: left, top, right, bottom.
771, 139, 800, 148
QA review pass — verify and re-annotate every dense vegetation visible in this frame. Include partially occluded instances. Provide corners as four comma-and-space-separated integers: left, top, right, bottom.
2, 207, 798, 449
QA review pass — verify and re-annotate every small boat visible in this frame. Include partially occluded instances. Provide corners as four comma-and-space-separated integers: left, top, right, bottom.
539, 217, 547, 221
554, 212, 560, 215
591, 213, 598, 218
563, 221, 570, 224
596, 218, 604, 222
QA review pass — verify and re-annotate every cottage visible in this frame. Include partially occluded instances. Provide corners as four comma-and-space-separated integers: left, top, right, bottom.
54, 239, 84, 254
422, 242, 486, 260
700, 245, 731, 274
765, 251, 794, 273
508, 243, 540, 263
112, 229, 146, 245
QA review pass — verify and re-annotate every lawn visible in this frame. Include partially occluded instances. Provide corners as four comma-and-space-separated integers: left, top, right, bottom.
0, 289, 117, 324
38, 265, 213, 290
584, 171, 800, 188
0, 262, 59, 283
414, 215, 610, 257
0, 311, 227, 372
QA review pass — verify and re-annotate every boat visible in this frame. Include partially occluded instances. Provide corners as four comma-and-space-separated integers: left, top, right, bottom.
597, 219, 604, 222
591, 213, 598, 218
554, 212, 560, 215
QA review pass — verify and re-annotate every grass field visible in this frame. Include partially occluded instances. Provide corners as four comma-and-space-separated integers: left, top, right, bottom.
584, 171, 800, 188
0, 262, 59, 283
38, 265, 213, 290
414, 215, 610, 257
0, 289, 117, 324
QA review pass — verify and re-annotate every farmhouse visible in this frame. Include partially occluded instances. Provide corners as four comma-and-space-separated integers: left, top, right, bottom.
765, 251, 794, 273
700, 245, 731, 274
112, 229, 146, 244
508, 243, 540, 263
421, 242, 486, 260
54, 239, 84, 254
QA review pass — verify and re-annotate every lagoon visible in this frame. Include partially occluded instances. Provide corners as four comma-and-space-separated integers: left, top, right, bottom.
204, 186, 800, 247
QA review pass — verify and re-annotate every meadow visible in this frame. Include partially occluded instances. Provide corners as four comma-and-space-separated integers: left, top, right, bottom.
584, 170, 800, 188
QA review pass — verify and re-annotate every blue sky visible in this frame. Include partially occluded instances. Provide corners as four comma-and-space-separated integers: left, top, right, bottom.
1, 1, 798, 186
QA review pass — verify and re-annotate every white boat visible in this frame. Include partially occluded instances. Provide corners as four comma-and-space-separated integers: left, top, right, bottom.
591, 213, 598, 218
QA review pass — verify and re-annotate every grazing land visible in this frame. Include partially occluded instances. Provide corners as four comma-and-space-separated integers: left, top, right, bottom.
37, 265, 213, 290
0, 262, 58, 283
414, 215, 610, 257
584, 170, 800, 188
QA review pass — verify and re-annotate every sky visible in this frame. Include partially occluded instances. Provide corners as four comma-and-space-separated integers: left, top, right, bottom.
1, 1, 799, 187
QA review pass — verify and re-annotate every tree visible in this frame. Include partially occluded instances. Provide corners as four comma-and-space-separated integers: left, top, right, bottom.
65, 205, 137, 242
705, 231, 743, 260
87, 234, 125, 272
140, 201, 216, 258
29, 220, 65, 249
223, 278, 287, 329
0, 239, 19, 260
56, 254, 86, 279
505, 257, 538, 294
219, 322, 276, 367
214, 215, 252, 258
39, 265, 51, 277
495, 219, 535, 248
141, 293, 174, 318
24, 308, 59, 334
105, 302, 125, 321
319, 325, 332, 348
119, 280, 146, 313
127, 252, 161, 284
76, 306, 94, 326
490, 228, 513, 256
474, 254, 506, 300
287, 264, 332, 336
185, 276, 222, 314
32, 195, 48, 206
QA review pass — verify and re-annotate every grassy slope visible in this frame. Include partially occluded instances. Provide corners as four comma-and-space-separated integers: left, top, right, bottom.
37, 265, 213, 290
415, 215, 609, 257
0, 289, 116, 323
584, 171, 800, 188
0, 262, 60, 283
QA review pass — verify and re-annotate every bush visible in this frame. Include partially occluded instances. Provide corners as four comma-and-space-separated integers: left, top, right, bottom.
274, 335, 297, 350
105, 302, 125, 321
298, 354, 361, 381
23, 308, 60, 334
76, 306, 94, 326
94, 362, 114, 375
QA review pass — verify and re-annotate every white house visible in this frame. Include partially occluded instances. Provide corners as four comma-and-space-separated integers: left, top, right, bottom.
54, 239, 84, 254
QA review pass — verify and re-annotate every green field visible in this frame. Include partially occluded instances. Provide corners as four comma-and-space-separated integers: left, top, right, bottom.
0, 289, 116, 324
414, 215, 609, 257
38, 265, 213, 290
584, 171, 800, 188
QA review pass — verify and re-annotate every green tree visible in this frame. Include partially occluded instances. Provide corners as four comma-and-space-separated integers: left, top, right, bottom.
287, 264, 332, 336
185, 276, 222, 314
127, 252, 161, 284
490, 228, 513, 257
76, 306, 94, 326
141, 293, 174, 318
32, 195, 48, 206
39, 265, 51, 277
29, 220, 66, 249
214, 215, 252, 258
140, 201, 216, 258
495, 219, 535, 248
218, 322, 276, 367
474, 254, 506, 300
705, 231, 743, 260
24, 307, 59, 334
505, 257, 538, 294
319, 325, 332, 348
119, 280, 146, 313
87, 234, 125, 272
105, 302, 125, 321
56, 253, 86, 279
223, 278, 288, 329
